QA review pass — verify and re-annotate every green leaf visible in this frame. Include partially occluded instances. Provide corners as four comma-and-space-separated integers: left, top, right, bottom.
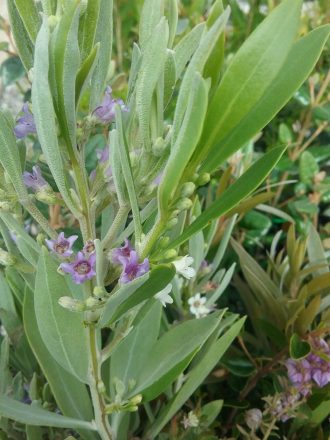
34, 249, 89, 383
0, 395, 96, 431
289, 333, 311, 359
7, 0, 34, 71
75, 43, 100, 107
196, 0, 302, 172
99, 264, 175, 326
200, 23, 330, 173
23, 291, 97, 440
158, 73, 209, 213
90, 0, 113, 109
146, 317, 245, 438
136, 17, 169, 150
130, 312, 223, 400
32, 18, 80, 218
299, 151, 319, 185
52, 1, 82, 149
167, 146, 286, 249
201, 400, 223, 427
110, 301, 162, 395
165, 0, 178, 48
12, 0, 41, 42
0, 113, 29, 203
139, 0, 162, 50
174, 22, 204, 80
79, 0, 101, 61
173, 8, 229, 143
307, 224, 329, 276
311, 400, 330, 425
0, 57, 25, 86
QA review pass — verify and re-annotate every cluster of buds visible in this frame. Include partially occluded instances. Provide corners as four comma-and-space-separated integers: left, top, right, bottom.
58, 294, 105, 313
105, 394, 143, 414
263, 389, 302, 422
286, 337, 330, 395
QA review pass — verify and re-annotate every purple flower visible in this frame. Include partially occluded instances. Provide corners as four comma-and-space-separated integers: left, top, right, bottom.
111, 239, 133, 265
83, 240, 95, 255
45, 232, 78, 257
23, 165, 48, 191
310, 357, 330, 387
60, 252, 96, 284
14, 103, 37, 139
93, 87, 128, 124
119, 251, 149, 284
286, 359, 312, 387
97, 147, 109, 163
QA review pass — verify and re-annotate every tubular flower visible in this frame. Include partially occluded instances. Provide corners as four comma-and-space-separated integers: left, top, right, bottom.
119, 251, 149, 284
14, 103, 37, 139
60, 252, 96, 284
45, 232, 78, 258
93, 87, 128, 124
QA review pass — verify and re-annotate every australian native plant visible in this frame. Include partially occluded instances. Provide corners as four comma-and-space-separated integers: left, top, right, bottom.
0, 0, 329, 439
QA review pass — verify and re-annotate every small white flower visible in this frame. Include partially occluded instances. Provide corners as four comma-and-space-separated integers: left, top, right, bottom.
188, 293, 211, 319
173, 255, 196, 279
154, 284, 173, 307
182, 411, 199, 429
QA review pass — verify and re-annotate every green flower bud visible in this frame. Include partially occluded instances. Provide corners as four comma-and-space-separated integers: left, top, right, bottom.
130, 394, 143, 405
163, 249, 177, 260
127, 405, 139, 412
176, 197, 193, 211
158, 236, 170, 248
0, 248, 16, 266
35, 187, 58, 205
85, 296, 103, 309
93, 286, 106, 298
170, 209, 179, 219
196, 173, 210, 186
58, 296, 85, 312
166, 218, 178, 230
36, 233, 46, 246
0, 201, 15, 212
152, 137, 166, 157
97, 381, 106, 394
181, 182, 196, 197
47, 15, 59, 29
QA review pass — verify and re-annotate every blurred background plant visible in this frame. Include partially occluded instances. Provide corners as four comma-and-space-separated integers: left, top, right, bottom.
0, 0, 329, 439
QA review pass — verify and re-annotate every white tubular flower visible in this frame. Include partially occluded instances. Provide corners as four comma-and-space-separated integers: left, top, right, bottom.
188, 293, 211, 319
154, 284, 173, 307
173, 255, 196, 279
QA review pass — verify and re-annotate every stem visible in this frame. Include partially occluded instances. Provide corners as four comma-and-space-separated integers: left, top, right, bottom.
140, 217, 165, 259
101, 206, 129, 250
88, 324, 113, 440
24, 202, 57, 239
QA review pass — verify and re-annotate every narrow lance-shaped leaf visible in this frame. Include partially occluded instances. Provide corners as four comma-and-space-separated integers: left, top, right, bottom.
167, 146, 286, 249
0, 113, 29, 203
146, 317, 245, 438
75, 43, 100, 107
7, 0, 34, 71
52, 1, 82, 151
34, 249, 90, 384
32, 18, 81, 218
0, 395, 97, 431
79, 0, 101, 61
90, 0, 113, 109
23, 291, 98, 440
12, 0, 41, 42
135, 17, 169, 150
139, 0, 163, 49
158, 73, 209, 213
201, 24, 330, 173
172, 7, 230, 144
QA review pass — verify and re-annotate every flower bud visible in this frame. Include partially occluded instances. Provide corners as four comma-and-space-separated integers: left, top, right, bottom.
166, 218, 178, 230
180, 182, 196, 198
58, 296, 85, 312
93, 286, 106, 298
245, 408, 263, 431
152, 137, 166, 157
130, 394, 142, 405
97, 381, 106, 394
170, 209, 179, 219
163, 249, 177, 260
0, 248, 16, 266
85, 296, 103, 309
176, 198, 193, 211
127, 405, 139, 412
158, 236, 170, 248
196, 173, 210, 186
35, 187, 58, 205
0, 201, 15, 212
